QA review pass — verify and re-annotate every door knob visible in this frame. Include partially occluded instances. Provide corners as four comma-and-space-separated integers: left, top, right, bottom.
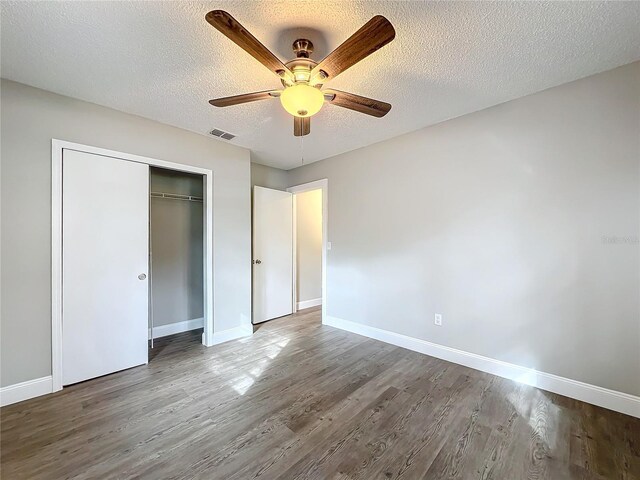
254, 259, 262, 265
138, 273, 147, 280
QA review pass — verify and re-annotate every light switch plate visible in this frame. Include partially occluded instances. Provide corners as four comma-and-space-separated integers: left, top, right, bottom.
434, 314, 442, 326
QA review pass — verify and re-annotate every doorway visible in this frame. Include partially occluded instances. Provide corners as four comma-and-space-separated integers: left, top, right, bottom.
149, 167, 205, 347
292, 188, 323, 312
251, 180, 328, 325
288, 180, 327, 321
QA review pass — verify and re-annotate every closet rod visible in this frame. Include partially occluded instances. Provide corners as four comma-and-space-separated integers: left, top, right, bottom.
150, 191, 203, 203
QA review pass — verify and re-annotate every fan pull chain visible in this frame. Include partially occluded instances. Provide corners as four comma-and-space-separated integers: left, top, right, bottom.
300, 135, 305, 166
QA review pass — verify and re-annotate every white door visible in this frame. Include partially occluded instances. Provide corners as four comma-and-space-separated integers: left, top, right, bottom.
253, 186, 293, 324
62, 149, 149, 385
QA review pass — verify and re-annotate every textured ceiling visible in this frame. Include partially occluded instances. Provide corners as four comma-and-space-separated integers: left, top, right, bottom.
2, 1, 639, 169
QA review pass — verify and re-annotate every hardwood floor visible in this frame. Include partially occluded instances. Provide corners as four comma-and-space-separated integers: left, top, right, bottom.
2, 307, 639, 479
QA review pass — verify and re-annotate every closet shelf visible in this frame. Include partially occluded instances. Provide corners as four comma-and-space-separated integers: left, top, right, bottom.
150, 192, 203, 203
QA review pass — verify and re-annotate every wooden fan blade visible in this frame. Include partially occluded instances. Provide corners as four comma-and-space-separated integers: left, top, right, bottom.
294, 117, 311, 137
209, 90, 280, 107
205, 10, 292, 79
323, 89, 391, 117
310, 16, 395, 82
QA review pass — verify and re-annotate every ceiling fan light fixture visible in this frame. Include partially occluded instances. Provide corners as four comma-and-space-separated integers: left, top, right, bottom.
280, 84, 324, 118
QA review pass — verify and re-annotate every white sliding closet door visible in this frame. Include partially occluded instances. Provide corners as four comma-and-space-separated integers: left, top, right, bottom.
62, 149, 149, 385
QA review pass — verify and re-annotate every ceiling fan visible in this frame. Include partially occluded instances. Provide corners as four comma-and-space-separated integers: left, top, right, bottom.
206, 10, 395, 137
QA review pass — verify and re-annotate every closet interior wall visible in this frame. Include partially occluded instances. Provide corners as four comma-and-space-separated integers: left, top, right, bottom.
150, 167, 204, 338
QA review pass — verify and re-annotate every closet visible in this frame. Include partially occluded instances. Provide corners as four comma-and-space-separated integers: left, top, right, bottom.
149, 167, 204, 344
60, 148, 206, 387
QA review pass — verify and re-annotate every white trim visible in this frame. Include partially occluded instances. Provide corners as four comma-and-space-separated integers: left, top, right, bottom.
287, 179, 328, 324
297, 298, 322, 310
202, 168, 215, 346
51, 143, 63, 392
325, 316, 640, 418
149, 318, 204, 339
210, 325, 254, 346
51, 139, 219, 392
1, 377, 53, 407
291, 195, 298, 313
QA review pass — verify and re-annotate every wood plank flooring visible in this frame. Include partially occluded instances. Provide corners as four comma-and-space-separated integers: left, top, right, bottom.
2, 307, 639, 479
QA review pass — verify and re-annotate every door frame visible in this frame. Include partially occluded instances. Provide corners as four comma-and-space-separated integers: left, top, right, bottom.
287, 179, 328, 324
51, 139, 214, 392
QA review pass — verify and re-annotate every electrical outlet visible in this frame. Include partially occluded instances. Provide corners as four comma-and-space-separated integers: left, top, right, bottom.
434, 314, 442, 326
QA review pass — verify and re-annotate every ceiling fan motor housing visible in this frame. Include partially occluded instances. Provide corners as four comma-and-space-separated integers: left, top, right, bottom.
281, 39, 319, 86
283, 59, 317, 85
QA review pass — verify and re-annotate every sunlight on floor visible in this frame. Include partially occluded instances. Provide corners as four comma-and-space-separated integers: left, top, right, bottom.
228, 335, 291, 395
507, 377, 560, 451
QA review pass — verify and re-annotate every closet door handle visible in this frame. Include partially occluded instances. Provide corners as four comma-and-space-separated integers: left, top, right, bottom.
253, 259, 262, 265
138, 273, 147, 280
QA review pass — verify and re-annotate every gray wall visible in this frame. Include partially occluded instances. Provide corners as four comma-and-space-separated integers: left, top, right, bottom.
150, 169, 203, 328
287, 62, 640, 396
251, 162, 289, 190
0, 80, 251, 387
295, 189, 323, 304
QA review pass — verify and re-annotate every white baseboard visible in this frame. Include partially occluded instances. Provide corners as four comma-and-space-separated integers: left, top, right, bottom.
325, 316, 640, 418
1, 376, 53, 407
208, 324, 253, 346
149, 317, 204, 339
297, 298, 322, 310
